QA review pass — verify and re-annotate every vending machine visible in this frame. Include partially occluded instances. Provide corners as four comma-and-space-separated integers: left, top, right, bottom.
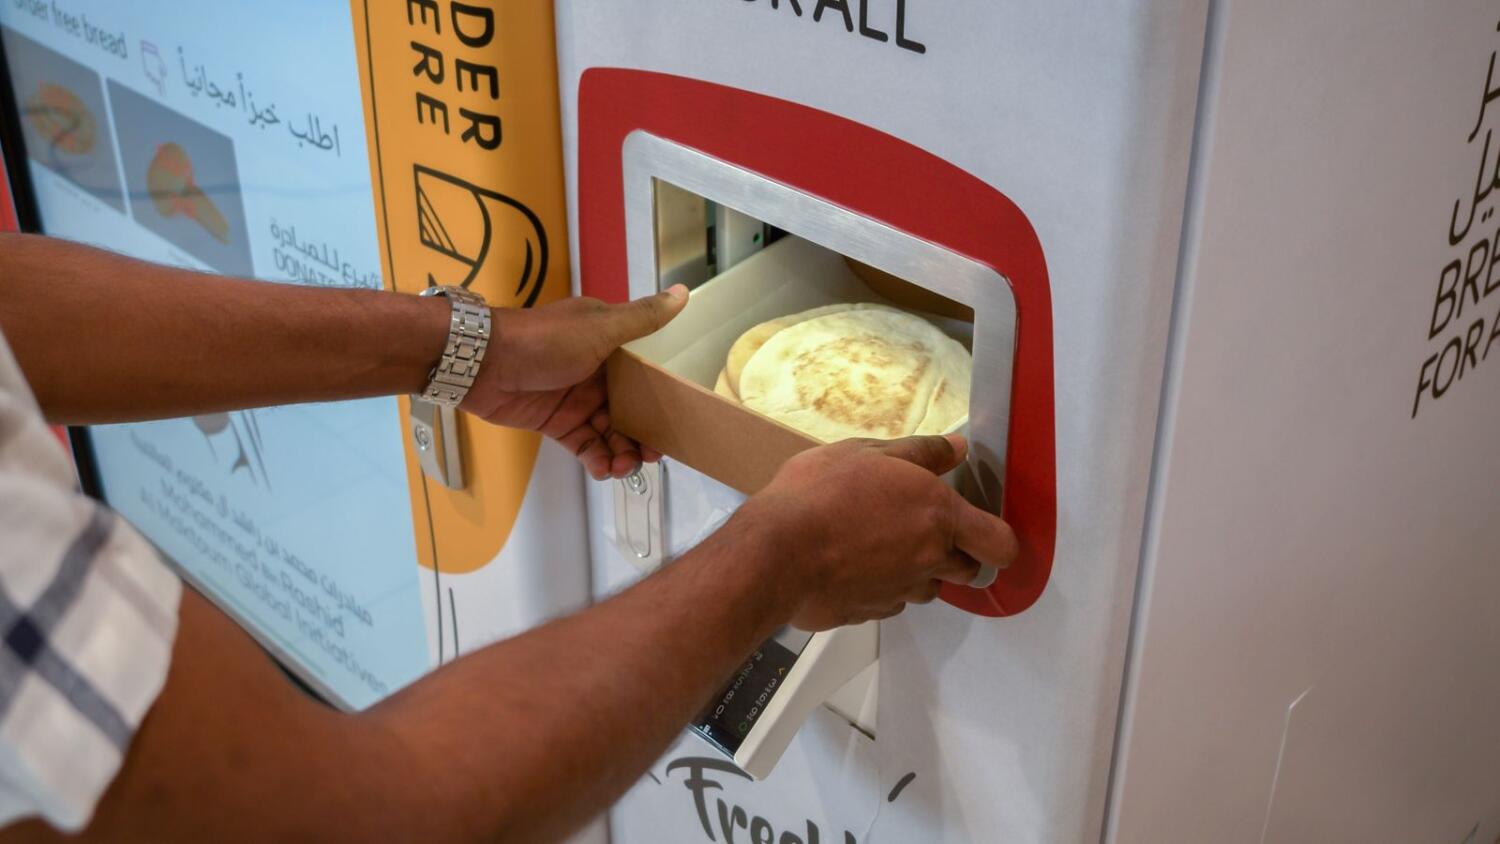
2, 2, 1499, 843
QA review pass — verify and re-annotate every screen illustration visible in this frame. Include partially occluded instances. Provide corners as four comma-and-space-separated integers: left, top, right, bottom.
148, 141, 231, 244
26, 82, 96, 155
109, 80, 252, 275
0, 25, 124, 211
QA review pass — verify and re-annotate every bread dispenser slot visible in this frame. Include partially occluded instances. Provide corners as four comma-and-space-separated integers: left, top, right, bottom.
598, 131, 1021, 779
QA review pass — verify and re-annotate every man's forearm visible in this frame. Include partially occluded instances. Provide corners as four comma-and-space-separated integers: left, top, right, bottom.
31, 510, 799, 843
362, 510, 797, 842
0, 233, 448, 423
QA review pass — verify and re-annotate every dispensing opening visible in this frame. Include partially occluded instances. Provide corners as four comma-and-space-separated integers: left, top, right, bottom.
650, 178, 973, 324
648, 177, 978, 430
621, 130, 1016, 510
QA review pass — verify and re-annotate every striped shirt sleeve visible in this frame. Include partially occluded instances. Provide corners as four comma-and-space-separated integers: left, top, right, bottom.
0, 334, 181, 832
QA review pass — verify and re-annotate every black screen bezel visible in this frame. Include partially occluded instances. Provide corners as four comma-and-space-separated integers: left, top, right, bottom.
0, 27, 107, 501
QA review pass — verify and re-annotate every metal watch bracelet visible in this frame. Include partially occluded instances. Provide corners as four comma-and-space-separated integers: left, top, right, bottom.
418, 285, 491, 407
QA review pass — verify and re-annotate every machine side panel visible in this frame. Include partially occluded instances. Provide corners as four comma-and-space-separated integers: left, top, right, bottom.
1113, 1, 1500, 841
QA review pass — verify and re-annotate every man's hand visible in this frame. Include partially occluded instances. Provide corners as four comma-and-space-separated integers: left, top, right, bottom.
733, 434, 1019, 630
460, 286, 688, 481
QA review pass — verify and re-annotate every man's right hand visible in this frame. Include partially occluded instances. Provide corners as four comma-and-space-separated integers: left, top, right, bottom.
732, 434, 1020, 631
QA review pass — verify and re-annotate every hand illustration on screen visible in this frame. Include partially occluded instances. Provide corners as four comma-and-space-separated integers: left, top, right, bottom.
193, 410, 270, 488
147, 142, 232, 243
23, 82, 96, 156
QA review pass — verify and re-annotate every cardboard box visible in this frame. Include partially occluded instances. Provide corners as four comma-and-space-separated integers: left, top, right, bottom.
607, 235, 974, 495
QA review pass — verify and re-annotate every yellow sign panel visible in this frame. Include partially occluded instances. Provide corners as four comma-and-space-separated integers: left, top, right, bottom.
351, 1, 570, 574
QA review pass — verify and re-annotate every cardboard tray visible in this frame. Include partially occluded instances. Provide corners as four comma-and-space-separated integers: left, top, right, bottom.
607, 235, 973, 495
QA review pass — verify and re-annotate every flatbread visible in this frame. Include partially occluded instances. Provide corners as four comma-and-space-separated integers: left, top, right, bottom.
914, 330, 971, 435
724, 303, 868, 396
737, 307, 971, 442
713, 367, 737, 400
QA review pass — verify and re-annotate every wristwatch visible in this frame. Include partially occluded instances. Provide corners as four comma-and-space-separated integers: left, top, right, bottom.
417, 285, 491, 407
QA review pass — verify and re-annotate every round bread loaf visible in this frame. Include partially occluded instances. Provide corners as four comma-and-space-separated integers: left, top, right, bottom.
724, 303, 870, 396
736, 306, 971, 442
713, 367, 737, 400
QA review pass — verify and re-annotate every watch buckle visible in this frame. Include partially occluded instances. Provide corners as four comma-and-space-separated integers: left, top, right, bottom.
410, 398, 465, 490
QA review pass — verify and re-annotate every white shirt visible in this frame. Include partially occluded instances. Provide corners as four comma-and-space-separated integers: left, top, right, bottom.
0, 329, 180, 832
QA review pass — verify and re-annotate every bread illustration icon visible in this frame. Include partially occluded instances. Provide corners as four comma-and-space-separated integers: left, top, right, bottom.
147, 142, 231, 243
413, 165, 548, 308
24, 82, 96, 156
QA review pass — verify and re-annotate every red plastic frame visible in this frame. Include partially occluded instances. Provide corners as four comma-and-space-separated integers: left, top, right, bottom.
578, 69, 1056, 616
0, 149, 16, 232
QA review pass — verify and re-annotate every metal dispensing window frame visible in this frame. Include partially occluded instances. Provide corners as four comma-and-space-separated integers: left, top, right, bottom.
622, 130, 1019, 505
578, 68, 1058, 617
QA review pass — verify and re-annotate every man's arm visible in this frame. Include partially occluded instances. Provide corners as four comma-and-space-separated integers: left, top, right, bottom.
0, 233, 685, 479
7, 437, 1014, 843
10, 520, 789, 843
0, 232, 450, 423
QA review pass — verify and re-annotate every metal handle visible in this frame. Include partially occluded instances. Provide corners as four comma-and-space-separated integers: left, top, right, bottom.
611, 463, 664, 572
410, 398, 465, 490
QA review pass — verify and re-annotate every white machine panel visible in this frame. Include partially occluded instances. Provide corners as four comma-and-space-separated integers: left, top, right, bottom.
1110, 2, 1500, 841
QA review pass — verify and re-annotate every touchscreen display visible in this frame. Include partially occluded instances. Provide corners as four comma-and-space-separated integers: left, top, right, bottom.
0, 2, 430, 709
